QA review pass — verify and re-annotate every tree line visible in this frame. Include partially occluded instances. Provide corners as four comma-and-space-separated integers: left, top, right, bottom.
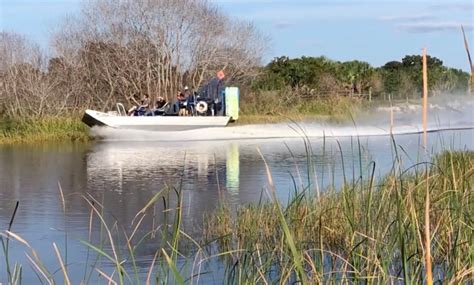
251, 55, 470, 99
0, 0, 470, 120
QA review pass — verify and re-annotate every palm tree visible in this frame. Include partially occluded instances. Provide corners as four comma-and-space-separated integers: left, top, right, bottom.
339, 61, 373, 96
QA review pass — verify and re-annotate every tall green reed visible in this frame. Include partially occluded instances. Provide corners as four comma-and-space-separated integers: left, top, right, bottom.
205, 141, 473, 284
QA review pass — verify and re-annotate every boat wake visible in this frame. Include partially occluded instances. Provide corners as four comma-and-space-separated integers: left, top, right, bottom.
91, 96, 474, 142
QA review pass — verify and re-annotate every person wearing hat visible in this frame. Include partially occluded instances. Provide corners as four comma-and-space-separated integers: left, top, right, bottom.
183, 86, 191, 97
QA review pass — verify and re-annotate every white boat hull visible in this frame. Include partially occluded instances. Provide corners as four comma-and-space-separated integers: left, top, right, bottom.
82, 110, 231, 131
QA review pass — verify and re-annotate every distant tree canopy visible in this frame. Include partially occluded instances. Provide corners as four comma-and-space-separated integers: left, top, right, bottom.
379, 55, 469, 96
253, 55, 470, 98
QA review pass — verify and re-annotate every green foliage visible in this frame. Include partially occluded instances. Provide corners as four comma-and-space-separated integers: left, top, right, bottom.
252, 56, 339, 90
337, 60, 374, 95
238, 89, 365, 124
0, 117, 90, 144
380, 55, 470, 98
252, 55, 470, 99
205, 150, 474, 283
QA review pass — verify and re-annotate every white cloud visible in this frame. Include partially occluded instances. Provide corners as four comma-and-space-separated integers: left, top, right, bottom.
232, 3, 376, 22
212, 0, 288, 2
397, 22, 473, 33
273, 21, 294, 30
378, 14, 435, 22
429, 2, 473, 11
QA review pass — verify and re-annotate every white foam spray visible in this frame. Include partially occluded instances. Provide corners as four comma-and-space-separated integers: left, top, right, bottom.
91, 95, 474, 142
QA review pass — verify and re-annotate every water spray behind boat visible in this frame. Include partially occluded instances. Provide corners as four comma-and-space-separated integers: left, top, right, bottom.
91, 95, 474, 142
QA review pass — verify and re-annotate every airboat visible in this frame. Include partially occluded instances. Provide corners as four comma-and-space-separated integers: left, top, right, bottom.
82, 87, 239, 132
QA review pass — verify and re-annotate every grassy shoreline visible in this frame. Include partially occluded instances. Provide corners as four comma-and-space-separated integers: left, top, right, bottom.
0, 117, 90, 144
238, 94, 367, 124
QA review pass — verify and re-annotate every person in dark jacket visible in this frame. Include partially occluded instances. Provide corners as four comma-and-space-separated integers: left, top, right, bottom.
176, 91, 189, 116
198, 70, 225, 115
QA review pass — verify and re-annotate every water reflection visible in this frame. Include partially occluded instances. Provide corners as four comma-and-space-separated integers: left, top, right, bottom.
85, 129, 474, 222
226, 143, 240, 194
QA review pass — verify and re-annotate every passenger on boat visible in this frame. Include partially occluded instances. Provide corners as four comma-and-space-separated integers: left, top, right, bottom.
155, 96, 167, 109
153, 97, 168, 115
183, 86, 197, 114
127, 94, 150, 116
177, 91, 189, 116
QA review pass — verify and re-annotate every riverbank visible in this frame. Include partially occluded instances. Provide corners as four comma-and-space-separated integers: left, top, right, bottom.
0, 117, 90, 144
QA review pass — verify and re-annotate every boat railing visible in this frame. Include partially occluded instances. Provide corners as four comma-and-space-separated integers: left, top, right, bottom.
116, 103, 127, 116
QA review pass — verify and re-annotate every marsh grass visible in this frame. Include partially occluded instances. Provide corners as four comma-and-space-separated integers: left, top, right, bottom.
0, 201, 21, 284
1, 145, 472, 284
204, 150, 473, 284
239, 91, 366, 124
0, 117, 90, 144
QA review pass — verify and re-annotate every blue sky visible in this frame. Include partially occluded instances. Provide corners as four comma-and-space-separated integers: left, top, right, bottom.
1, 0, 473, 71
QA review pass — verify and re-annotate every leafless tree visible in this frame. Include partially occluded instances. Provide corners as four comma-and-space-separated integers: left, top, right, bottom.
0, 32, 81, 118
51, 0, 266, 110
0, 32, 42, 72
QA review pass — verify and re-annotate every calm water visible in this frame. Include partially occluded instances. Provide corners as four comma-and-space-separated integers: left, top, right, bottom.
0, 128, 473, 283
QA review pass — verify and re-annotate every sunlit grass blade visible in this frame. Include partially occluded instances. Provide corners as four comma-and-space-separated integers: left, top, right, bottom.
257, 147, 308, 284
162, 249, 185, 285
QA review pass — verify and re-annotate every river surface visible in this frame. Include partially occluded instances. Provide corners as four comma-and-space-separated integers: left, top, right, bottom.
0, 100, 473, 283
